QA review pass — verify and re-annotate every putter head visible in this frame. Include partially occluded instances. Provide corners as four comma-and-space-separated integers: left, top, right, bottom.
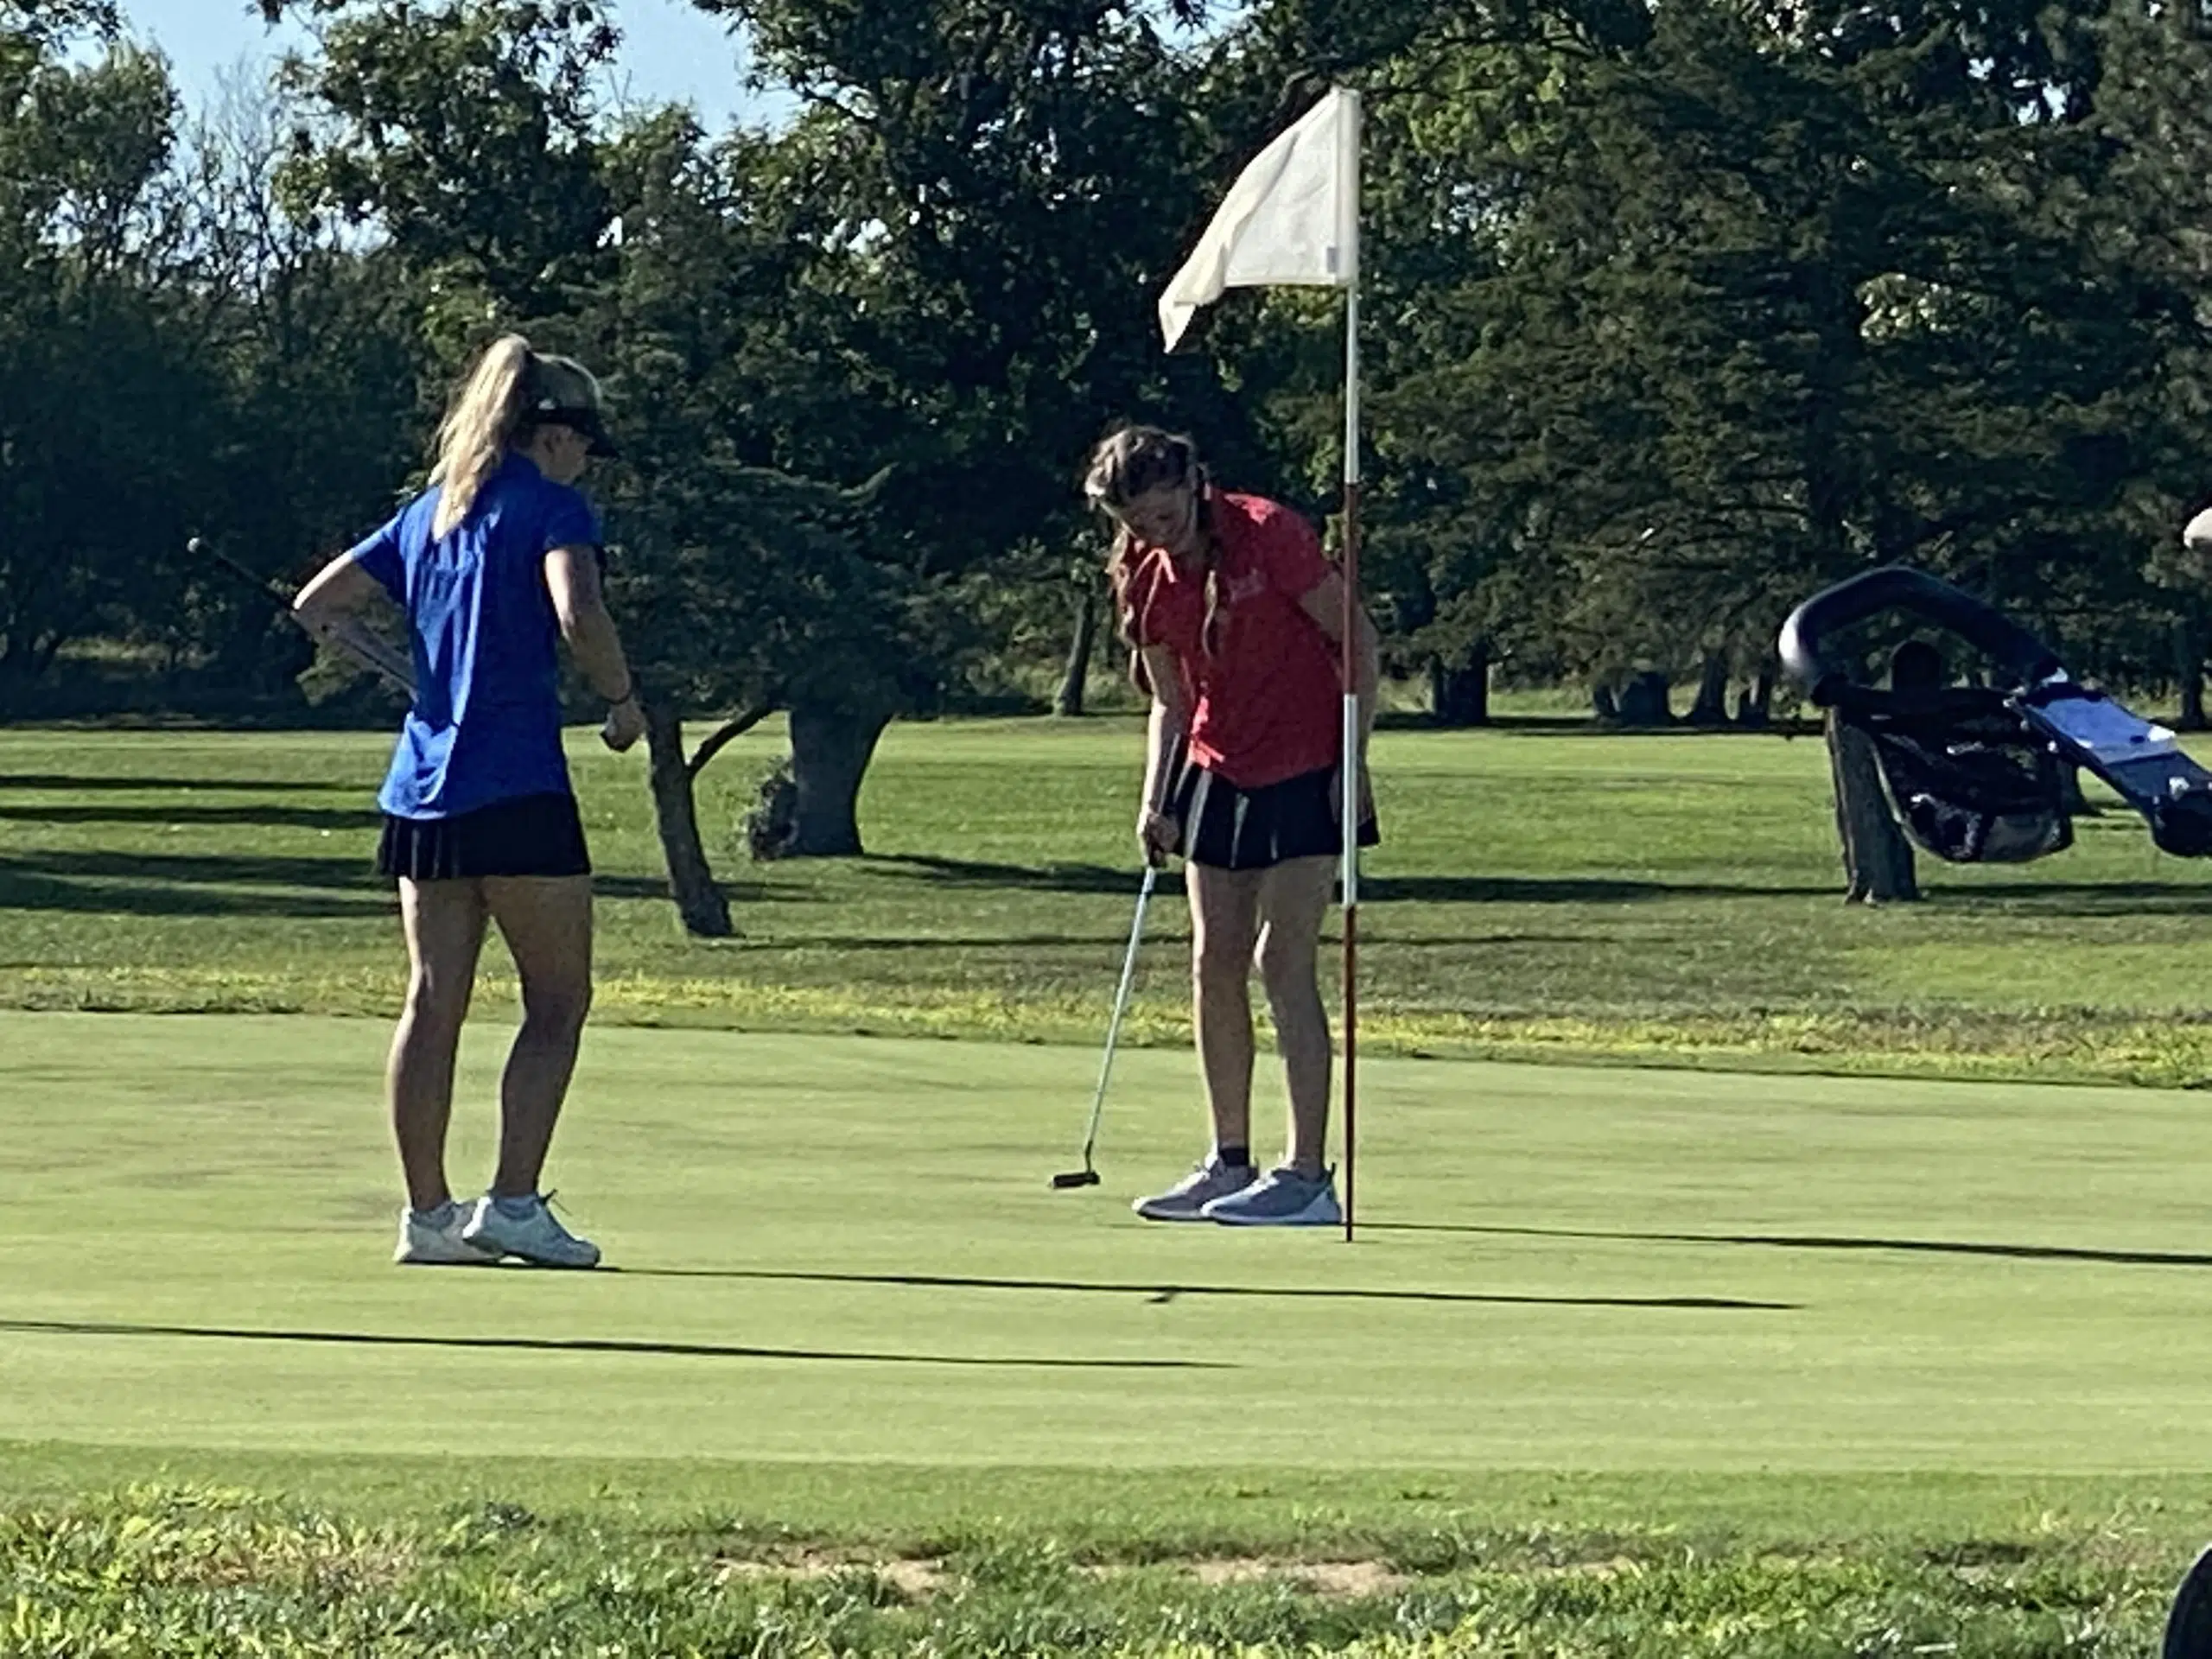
1050, 1170, 1101, 1190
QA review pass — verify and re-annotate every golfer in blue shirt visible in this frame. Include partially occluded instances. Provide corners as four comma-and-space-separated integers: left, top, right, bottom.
293, 334, 643, 1269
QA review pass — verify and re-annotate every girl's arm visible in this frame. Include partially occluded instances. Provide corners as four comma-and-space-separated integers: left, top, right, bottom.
1137, 643, 1187, 865
291, 555, 415, 694
1299, 572, 1381, 765
543, 543, 635, 703
545, 543, 644, 752
291, 551, 383, 631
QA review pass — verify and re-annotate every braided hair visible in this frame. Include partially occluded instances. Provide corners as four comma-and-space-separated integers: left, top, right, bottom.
1083, 426, 1224, 694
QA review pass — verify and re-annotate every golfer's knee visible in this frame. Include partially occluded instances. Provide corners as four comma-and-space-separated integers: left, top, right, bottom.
1192, 932, 1249, 991
402, 969, 471, 1032
521, 974, 592, 1035
1255, 932, 1318, 1009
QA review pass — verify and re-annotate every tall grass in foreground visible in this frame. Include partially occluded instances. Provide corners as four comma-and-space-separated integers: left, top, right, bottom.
0, 1484, 2181, 1657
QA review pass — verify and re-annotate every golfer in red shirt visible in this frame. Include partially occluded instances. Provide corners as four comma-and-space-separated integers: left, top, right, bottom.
1084, 426, 1379, 1226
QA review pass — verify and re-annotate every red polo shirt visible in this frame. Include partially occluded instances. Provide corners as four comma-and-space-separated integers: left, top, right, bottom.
1125, 491, 1343, 790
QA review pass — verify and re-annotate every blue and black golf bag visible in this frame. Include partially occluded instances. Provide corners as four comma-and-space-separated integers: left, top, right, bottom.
1778, 566, 2212, 863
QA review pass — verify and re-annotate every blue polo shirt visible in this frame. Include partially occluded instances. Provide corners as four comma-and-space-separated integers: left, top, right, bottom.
348, 453, 601, 820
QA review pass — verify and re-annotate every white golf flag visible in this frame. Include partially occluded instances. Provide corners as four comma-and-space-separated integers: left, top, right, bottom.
1158, 87, 1360, 352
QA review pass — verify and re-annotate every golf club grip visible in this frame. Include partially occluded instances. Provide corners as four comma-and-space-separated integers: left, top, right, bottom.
1151, 730, 1188, 818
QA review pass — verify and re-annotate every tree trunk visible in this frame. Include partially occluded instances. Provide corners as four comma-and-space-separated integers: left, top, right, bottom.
1735, 667, 1774, 728
1826, 709, 1918, 903
1428, 639, 1491, 726
643, 703, 734, 938
1685, 652, 1730, 727
1054, 582, 1098, 718
787, 700, 893, 856
1615, 670, 1673, 728
2178, 619, 2207, 732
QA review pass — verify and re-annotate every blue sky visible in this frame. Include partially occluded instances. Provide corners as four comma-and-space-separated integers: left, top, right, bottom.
115, 0, 788, 130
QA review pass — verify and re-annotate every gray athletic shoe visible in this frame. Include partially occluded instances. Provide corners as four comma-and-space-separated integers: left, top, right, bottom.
393, 1202, 499, 1267
461, 1193, 601, 1268
1200, 1166, 1342, 1228
1133, 1156, 1258, 1222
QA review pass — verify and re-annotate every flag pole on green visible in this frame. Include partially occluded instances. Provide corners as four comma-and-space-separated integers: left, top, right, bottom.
1159, 87, 1363, 1242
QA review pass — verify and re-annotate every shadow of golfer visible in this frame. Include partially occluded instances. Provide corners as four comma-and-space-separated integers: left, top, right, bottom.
0, 1316, 1220, 1370
613, 1266, 1794, 1312
1369, 1222, 2212, 1270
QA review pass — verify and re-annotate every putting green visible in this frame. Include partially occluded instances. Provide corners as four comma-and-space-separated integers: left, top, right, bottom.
3, 1010, 2209, 1472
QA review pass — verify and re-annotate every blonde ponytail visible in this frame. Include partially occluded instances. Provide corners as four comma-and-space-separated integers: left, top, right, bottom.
429, 334, 535, 539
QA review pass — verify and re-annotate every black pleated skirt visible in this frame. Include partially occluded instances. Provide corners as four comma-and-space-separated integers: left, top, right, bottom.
376, 791, 591, 881
1169, 763, 1380, 872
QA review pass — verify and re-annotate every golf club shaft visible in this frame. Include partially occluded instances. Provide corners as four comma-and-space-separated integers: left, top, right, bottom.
191, 537, 416, 696
322, 619, 417, 696
1077, 862, 1158, 1168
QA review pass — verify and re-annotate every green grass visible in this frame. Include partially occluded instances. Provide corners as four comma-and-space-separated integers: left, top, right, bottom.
1, 1482, 2198, 1659
13, 719, 2212, 1649
17, 1012, 2212, 1474
7, 717, 2212, 1081
7, 1012, 2212, 1650
4, 1483, 2193, 1659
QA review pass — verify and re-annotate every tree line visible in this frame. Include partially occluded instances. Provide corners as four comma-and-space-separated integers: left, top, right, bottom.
6, 0, 2212, 922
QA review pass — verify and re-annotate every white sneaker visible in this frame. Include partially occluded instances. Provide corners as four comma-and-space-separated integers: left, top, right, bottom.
1133, 1156, 1259, 1222
393, 1202, 499, 1267
461, 1194, 601, 1268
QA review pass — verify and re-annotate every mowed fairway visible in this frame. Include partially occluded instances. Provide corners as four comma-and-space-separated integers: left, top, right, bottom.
10, 717, 2212, 1082
8, 1009, 2212, 1474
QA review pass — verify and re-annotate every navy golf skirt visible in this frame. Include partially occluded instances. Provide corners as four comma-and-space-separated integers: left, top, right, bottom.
376, 791, 592, 881
1169, 762, 1379, 873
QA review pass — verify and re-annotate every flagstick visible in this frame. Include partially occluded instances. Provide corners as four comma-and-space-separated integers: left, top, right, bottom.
1340, 278, 1362, 1247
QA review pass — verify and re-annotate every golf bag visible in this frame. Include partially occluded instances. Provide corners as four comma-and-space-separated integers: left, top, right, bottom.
1778, 566, 2212, 862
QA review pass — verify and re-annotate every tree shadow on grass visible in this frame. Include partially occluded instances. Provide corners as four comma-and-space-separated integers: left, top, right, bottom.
1363, 875, 1836, 903
0, 803, 383, 831
0, 773, 351, 794
1370, 1221, 2212, 1270
615, 1265, 1793, 1312
868, 855, 1141, 895
0, 852, 772, 919
0, 849, 391, 918
594, 873, 789, 906
873, 856, 1833, 906
1356, 932, 1597, 949
867, 856, 2212, 914
715, 932, 1187, 952
1924, 881, 2212, 916
1462, 715, 1824, 740
0, 1315, 1219, 1370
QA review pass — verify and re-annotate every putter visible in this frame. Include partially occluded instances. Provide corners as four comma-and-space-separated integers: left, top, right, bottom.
188, 536, 416, 696
1051, 861, 1160, 1190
